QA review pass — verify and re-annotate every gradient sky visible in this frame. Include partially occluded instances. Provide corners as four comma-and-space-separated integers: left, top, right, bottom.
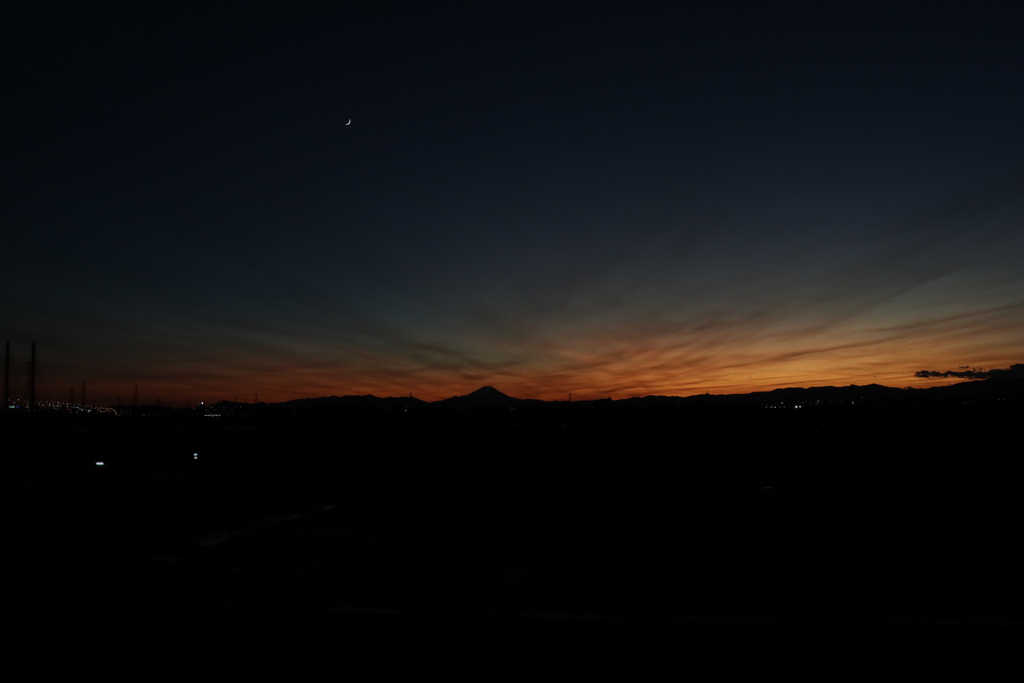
4, 3, 1023, 405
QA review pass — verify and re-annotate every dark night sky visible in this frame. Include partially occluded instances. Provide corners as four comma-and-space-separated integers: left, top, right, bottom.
4, 3, 1023, 404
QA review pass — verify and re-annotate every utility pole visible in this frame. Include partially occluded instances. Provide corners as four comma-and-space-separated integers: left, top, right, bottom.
3, 341, 9, 411
28, 341, 36, 412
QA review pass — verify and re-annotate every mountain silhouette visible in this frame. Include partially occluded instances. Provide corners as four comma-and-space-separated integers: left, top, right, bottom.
436, 385, 522, 408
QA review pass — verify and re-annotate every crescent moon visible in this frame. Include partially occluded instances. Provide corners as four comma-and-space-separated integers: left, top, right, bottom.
345, 119, 351, 125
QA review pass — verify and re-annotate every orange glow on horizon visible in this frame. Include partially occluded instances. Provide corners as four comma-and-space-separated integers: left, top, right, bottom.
32, 300, 1022, 407
62, 354, 1018, 408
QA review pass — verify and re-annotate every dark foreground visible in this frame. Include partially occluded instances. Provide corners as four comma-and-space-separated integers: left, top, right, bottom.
9, 468, 1024, 676
6, 402, 1024, 676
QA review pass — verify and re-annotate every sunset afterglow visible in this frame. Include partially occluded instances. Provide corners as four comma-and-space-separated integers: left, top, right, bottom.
4, 6, 1021, 406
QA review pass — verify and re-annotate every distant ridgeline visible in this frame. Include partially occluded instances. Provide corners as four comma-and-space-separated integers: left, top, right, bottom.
3, 377, 1022, 476
171, 376, 1024, 416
